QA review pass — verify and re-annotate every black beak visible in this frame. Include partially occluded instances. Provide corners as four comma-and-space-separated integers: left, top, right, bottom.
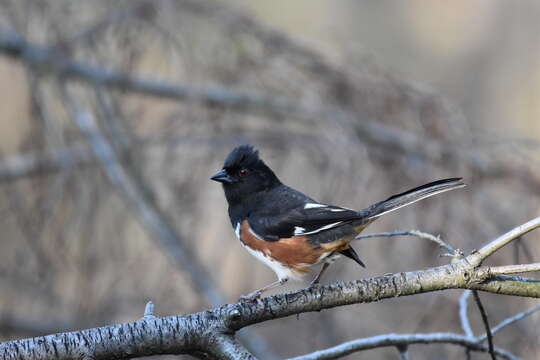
210, 169, 233, 184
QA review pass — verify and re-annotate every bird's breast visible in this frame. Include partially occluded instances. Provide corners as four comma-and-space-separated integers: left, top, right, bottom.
236, 219, 335, 275
235, 219, 364, 281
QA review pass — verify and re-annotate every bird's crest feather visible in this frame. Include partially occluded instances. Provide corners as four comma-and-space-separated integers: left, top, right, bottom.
224, 144, 260, 169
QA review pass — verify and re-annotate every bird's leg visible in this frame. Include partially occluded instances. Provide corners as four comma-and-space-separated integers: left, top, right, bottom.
239, 278, 288, 301
309, 262, 331, 287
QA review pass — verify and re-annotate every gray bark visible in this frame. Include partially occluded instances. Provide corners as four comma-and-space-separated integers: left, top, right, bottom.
1, 256, 539, 359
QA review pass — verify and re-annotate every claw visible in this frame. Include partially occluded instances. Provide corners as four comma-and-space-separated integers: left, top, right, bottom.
309, 278, 321, 289
238, 278, 288, 301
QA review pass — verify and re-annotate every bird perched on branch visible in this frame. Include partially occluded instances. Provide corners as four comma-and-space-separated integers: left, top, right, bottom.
211, 145, 465, 300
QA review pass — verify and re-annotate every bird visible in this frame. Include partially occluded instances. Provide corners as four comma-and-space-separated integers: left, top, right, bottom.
210, 144, 465, 300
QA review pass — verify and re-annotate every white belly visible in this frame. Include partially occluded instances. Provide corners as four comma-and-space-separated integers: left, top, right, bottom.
240, 242, 304, 281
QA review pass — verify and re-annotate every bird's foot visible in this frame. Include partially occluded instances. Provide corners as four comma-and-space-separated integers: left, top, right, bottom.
239, 290, 262, 301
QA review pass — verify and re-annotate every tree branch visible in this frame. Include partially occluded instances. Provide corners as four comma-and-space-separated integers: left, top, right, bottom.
0, 29, 296, 116
472, 291, 496, 360
478, 303, 540, 342
396, 345, 409, 360
1, 28, 539, 195
59, 89, 224, 307
143, 301, 155, 318
1, 23, 539, 360
355, 230, 457, 257
206, 334, 255, 360
487, 263, 540, 276
287, 333, 517, 360
0, 217, 539, 359
459, 290, 474, 338
470, 217, 540, 265
0, 143, 94, 182
0, 131, 323, 182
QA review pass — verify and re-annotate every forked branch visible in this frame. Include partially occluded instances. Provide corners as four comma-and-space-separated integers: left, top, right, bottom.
0, 217, 538, 359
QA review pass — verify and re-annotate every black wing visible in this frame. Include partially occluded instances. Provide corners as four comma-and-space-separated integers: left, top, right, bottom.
250, 202, 363, 240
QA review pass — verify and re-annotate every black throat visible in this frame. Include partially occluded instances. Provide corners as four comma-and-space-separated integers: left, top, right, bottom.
224, 179, 280, 226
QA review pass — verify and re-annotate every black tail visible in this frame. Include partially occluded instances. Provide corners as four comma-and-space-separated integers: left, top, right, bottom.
362, 178, 465, 220
339, 247, 366, 268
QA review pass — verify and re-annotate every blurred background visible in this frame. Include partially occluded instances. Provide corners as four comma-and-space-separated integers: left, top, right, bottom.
0, 0, 539, 359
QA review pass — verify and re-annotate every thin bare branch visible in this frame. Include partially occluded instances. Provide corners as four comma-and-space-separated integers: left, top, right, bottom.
55, 104, 278, 357
0, 6, 536, 359
207, 334, 255, 360
1, 28, 539, 196
491, 275, 540, 283
487, 263, 540, 276
59, 88, 224, 307
143, 301, 155, 318
478, 303, 540, 342
355, 230, 456, 255
0, 132, 538, 358
0, 29, 297, 115
0, 131, 321, 182
0, 143, 93, 182
470, 278, 540, 297
471, 217, 540, 265
1, 239, 537, 360
287, 333, 517, 360
459, 290, 474, 338
472, 291, 496, 360
396, 345, 409, 360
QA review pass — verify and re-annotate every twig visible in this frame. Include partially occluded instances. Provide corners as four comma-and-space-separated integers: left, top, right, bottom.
490, 275, 540, 283
0, 131, 322, 182
59, 88, 224, 307
472, 291, 496, 360
0, 29, 297, 115
1, 28, 540, 195
207, 334, 255, 360
355, 230, 456, 256
477, 303, 540, 342
396, 345, 409, 360
471, 217, 540, 265
143, 301, 155, 318
2, 231, 538, 360
487, 263, 540, 276
0, 143, 94, 182
59, 89, 277, 357
287, 333, 517, 360
459, 290, 474, 338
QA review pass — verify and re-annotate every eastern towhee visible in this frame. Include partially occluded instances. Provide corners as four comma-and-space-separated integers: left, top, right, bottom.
211, 145, 465, 300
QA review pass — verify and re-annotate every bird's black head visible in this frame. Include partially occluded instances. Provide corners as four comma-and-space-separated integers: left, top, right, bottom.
211, 145, 281, 206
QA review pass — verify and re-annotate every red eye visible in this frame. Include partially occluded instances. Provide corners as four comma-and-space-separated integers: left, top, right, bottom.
238, 169, 249, 177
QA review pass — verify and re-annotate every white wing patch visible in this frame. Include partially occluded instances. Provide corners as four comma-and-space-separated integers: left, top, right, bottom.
234, 223, 241, 239
305, 203, 355, 213
304, 203, 327, 209
294, 226, 306, 235
296, 221, 344, 235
